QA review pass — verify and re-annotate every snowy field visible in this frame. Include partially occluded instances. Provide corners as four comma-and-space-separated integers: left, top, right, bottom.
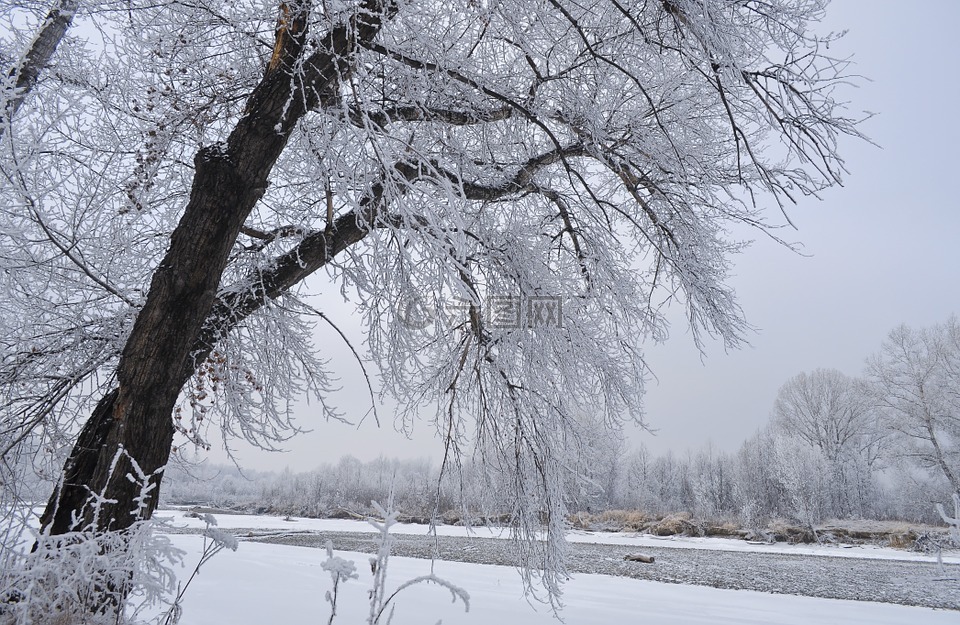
166, 535, 958, 625
158, 510, 959, 624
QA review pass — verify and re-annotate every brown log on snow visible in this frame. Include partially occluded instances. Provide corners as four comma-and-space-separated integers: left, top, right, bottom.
624, 554, 655, 564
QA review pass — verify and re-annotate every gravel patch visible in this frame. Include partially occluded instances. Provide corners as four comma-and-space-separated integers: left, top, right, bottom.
179, 527, 960, 610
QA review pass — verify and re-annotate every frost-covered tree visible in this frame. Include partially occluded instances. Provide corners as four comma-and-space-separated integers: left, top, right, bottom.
771, 432, 828, 531
690, 443, 735, 519
774, 370, 871, 462
2, 0, 861, 607
772, 369, 884, 517
868, 318, 960, 495
622, 443, 655, 511
557, 414, 628, 511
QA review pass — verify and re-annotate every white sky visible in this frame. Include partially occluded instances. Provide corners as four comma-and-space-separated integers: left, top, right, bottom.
203, 0, 960, 472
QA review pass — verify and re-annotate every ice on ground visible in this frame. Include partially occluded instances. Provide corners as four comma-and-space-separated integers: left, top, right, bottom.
161, 509, 960, 565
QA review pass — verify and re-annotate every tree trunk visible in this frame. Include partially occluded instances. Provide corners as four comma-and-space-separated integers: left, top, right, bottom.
39, 0, 397, 537
926, 413, 960, 496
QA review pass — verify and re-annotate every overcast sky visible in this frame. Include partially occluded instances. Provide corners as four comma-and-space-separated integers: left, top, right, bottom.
205, 1, 960, 472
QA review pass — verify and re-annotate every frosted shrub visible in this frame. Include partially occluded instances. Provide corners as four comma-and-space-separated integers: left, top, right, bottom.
0, 448, 181, 624
0, 513, 240, 625
0, 520, 182, 625
1, 449, 235, 625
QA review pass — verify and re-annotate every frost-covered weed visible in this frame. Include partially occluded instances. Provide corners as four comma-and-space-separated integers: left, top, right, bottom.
0, 512, 237, 625
323, 502, 468, 625
935, 493, 960, 545
159, 513, 237, 625
0, 449, 181, 624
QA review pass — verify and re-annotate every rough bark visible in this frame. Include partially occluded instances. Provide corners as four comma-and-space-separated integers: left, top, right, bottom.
38, 389, 119, 535
40, 0, 397, 536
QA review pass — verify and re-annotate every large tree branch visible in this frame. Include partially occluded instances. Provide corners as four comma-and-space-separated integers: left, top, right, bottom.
393, 144, 589, 201
1, 0, 78, 136
348, 104, 513, 128
192, 157, 424, 369
196, 210, 374, 363
193, 142, 592, 362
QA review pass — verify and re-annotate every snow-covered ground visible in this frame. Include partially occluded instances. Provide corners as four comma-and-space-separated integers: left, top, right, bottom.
160, 508, 960, 565
167, 534, 959, 625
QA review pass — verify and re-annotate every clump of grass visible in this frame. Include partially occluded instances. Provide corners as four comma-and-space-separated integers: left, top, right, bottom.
598, 510, 651, 531
568, 510, 652, 532
887, 531, 919, 549
703, 522, 742, 538
650, 513, 702, 537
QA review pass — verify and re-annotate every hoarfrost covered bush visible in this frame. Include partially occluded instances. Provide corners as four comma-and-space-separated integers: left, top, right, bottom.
0, 510, 237, 625
0, 452, 235, 625
0, 520, 181, 625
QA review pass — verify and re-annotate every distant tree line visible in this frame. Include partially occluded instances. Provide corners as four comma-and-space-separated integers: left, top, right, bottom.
163, 317, 960, 527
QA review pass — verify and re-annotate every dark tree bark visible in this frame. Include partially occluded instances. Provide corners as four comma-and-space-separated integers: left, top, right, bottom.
40, 0, 398, 536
